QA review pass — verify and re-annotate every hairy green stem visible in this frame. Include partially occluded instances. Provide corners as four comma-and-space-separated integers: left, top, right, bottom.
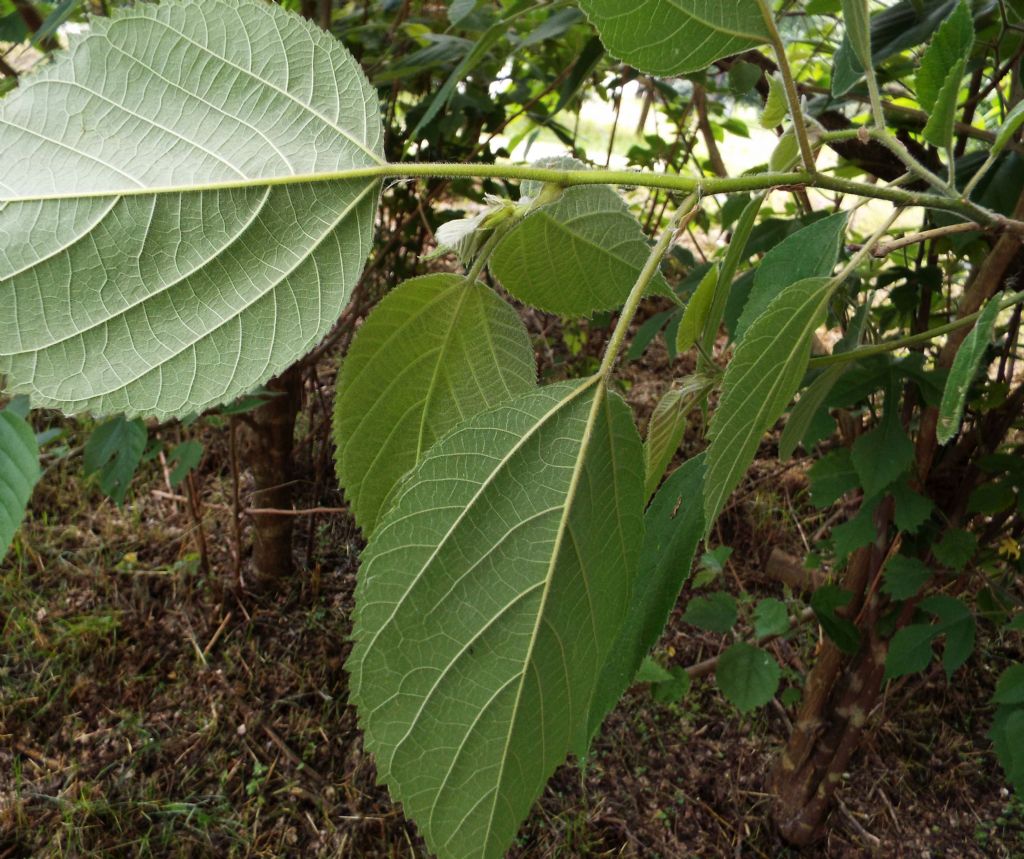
3, 162, 1018, 233
598, 198, 697, 378
809, 290, 1024, 367
755, 0, 816, 172
464, 225, 507, 282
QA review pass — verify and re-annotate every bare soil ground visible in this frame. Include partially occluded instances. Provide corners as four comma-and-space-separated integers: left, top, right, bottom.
2, 308, 1023, 858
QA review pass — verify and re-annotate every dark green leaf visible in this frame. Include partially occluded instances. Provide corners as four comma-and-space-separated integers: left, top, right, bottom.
83, 416, 147, 506
885, 624, 936, 679
811, 584, 861, 654
920, 594, 975, 677
917, 0, 973, 149
938, 298, 1001, 443
933, 528, 978, 571
882, 555, 932, 600
832, 496, 880, 559
716, 643, 781, 713
779, 365, 847, 460
589, 455, 705, 738
990, 706, 1024, 792
891, 479, 935, 533
851, 417, 914, 499
682, 591, 738, 634
993, 664, 1024, 705
168, 441, 204, 489
0, 409, 40, 558
809, 448, 860, 508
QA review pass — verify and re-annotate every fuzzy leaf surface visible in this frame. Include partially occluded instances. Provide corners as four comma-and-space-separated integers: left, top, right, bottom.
0, 0, 383, 418
349, 379, 644, 859
705, 276, 833, 530
937, 297, 1001, 443
0, 409, 39, 558
577, 0, 770, 76
490, 185, 669, 316
333, 275, 536, 535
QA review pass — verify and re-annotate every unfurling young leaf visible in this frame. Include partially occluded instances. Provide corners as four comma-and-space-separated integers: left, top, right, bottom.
0, 0, 384, 419
643, 379, 709, 500
577, 0, 771, 77
937, 297, 1001, 443
349, 380, 644, 859
333, 274, 536, 535
0, 408, 40, 558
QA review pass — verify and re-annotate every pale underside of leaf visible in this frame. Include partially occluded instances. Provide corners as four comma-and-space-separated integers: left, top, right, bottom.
937, 297, 1001, 444
490, 184, 670, 316
705, 276, 833, 529
348, 379, 644, 859
333, 273, 537, 535
0, 0, 383, 418
577, 0, 770, 76
0, 410, 40, 557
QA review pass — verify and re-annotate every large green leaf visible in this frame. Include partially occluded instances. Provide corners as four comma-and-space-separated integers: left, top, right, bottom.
735, 211, 847, 341
577, 0, 770, 76
705, 276, 833, 529
587, 455, 705, 741
349, 378, 644, 859
333, 274, 536, 535
0, 409, 40, 558
490, 185, 670, 316
0, 0, 383, 419
937, 297, 1001, 443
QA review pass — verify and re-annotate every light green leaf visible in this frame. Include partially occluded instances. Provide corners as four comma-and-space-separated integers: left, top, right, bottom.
917, 0, 973, 149
0, 409, 40, 558
588, 455, 705, 740
841, 0, 872, 72
0, 0, 383, 419
736, 211, 848, 342
705, 276, 833, 530
992, 100, 1024, 159
753, 598, 790, 639
716, 643, 780, 713
83, 415, 147, 506
643, 378, 707, 500
779, 364, 847, 460
760, 73, 788, 129
937, 298, 1001, 443
676, 266, 719, 354
333, 274, 536, 535
449, 0, 479, 25
349, 379, 644, 859
577, 0, 770, 77
490, 185, 670, 316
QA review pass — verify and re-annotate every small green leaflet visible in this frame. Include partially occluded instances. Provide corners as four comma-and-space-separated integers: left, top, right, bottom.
676, 266, 719, 354
920, 595, 975, 678
811, 584, 861, 654
779, 364, 847, 460
808, 447, 860, 508
832, 495, 880, 559
891, 479, 935, 533
937, 298, 1001, 443
0, 0, 383, 419
917, 0, 973, 149
333, 274, 536, 535
587, 455, 706, 741
992, 101, 1024, 160
716, 643, 781, 713
643, 378, 708, 500
881, 555, 932, 601
705, 276, 834, 531
682, 591, 737, 633
990, 707, 1024, 793
83, 415, 148, 506
753, 598, 790, 639
933, 528, 977, 571
577, 0, 770, 77
349, 379, 644, 859
994, 664, 1024, 706
0, 409, 40, 558
885, 624, 936, 679
760, 74, 788, 128
735, 211, 848, 342
490, 185, 670, 316
168, 440, 204, 489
